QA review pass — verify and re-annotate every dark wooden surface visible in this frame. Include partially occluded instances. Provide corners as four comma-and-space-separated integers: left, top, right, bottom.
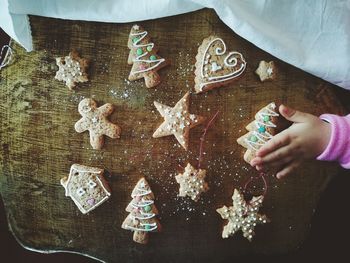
0, 9, 350, 263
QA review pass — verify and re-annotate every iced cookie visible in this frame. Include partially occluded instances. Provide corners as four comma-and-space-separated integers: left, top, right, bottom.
175, 163, 209, 202
127, 24, 169, 88
55, 50, 89, 90
194, 35, 246, 93
121, 178, 161, 244
217, 189, 269, 241
153, 91, 205, 150
74, 98, 121, 150
255, 60, 277, 82
61, 164, 111, 214
237, 102, 289, 163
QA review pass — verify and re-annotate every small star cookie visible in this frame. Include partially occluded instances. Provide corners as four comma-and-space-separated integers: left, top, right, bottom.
74, 98, 121, 150
55, 50, 89, 90
153, 92, 205, 150
217, 189, 269, 241
255, 60, 277, 82
175, 163, 209, 202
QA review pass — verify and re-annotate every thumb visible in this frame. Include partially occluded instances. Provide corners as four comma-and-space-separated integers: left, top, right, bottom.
279, 104, 311, 123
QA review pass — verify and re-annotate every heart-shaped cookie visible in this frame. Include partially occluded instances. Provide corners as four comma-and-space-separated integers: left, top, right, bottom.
194, 36, 247, 93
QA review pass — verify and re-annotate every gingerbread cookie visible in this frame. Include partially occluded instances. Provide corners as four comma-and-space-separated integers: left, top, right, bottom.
127, 24, 169, 88
217, 189, 269, 241
121, 178, 161, 244
237, 102, 289, 163
55, 50, 89, 90
61, 164, 111, 214
194, 36, 247, 93
153, 91, 205, 150
74, 98, 121, 150
175, 163, 209, 202
255, 60, 277, 82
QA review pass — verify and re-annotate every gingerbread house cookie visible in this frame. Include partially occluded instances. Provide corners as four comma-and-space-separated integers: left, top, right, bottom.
61, 164, 111, 214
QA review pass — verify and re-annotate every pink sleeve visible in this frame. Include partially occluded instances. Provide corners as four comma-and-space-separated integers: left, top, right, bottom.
317, 114, 350, 169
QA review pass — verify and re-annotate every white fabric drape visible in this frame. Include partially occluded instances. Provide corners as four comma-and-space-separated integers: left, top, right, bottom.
1, 0, 349, 89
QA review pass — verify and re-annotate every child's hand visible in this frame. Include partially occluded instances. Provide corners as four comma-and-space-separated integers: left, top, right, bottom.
250, 105, 331, 179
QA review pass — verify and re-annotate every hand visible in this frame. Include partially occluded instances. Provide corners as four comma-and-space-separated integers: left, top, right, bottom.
250, 105, 331, 179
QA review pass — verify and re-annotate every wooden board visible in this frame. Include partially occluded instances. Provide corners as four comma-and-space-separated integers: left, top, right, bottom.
0, 9, 346, 262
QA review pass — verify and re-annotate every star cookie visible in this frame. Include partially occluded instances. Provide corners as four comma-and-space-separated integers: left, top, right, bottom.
217, 189, 269, 241
255, 60, 277, 82
175, 163, 209, 202
153, 92, 205, 150
55, 50, 89, 90
74, 98, 121, 150
194, 36, 246, 93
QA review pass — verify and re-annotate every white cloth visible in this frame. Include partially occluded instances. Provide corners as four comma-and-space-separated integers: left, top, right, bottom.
0, 0, 349, 89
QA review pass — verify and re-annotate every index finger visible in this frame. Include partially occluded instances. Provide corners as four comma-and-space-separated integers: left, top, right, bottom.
256, 130, 291, 157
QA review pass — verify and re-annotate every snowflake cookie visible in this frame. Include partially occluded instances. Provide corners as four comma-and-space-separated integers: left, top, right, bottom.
175, 163, 209, 202
55, 50, 89, 90
255, 60, 277, 82
217, 189, 269, 241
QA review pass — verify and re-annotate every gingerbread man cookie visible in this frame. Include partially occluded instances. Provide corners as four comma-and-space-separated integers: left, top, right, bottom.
55, 50, 89, 90
74, 98, 121, 150
127, 24, 169, 88
153, 92, 205, 150
194, 36, 247, 93
217, 189, 269, 241
175, 163, 209, 202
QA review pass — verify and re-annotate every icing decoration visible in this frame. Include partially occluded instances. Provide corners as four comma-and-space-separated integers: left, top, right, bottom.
87, 198, 95, 206
136, 48, 143, 55
88, 179, 97, 189
199, 38, 246, 90
211, 61, 222, 72
244, 103, 279, 151
122, 178, 161, 243
217, 188, 269, 241
130, 30, 165, 74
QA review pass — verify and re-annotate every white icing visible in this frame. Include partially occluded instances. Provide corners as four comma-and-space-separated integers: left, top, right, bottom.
131, 187, 152, 197
126, 182, 158, 232
245, 103, 279, 151
125, 223, 157, 232
211, 62, 222, 72
199, 38, 246, 90
130, 30, 165, 74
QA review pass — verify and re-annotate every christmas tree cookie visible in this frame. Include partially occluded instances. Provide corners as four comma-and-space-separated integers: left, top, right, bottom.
237, 102, 289, 163
194, 35, 246, 93
127, 24, 169, 88
121, 178, 161, 244
217, 189, 269, 241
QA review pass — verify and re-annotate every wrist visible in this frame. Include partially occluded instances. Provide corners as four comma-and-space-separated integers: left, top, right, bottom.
316, 114, 350, 168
